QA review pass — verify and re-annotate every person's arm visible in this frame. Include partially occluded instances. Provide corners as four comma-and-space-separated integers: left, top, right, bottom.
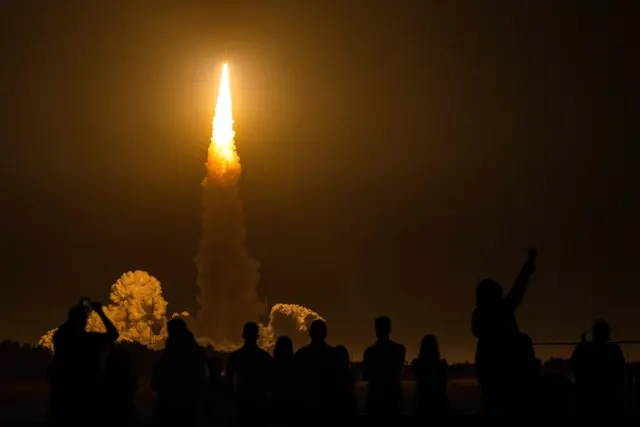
569, 342, 586, 372
440, 359, 449, 380
505, 248, 537, 310
397, 344, 406, 377
612, 345, 627, 385
52, 328, 64, 353
264, 352, 274, 395
471, 309, 482, 338
411, 358, 420, 380
362, 348, 371, 382
131, 375, 139, 393
151, 356, 163, 391
91, 302, 119, 342
225, 352, 236, 392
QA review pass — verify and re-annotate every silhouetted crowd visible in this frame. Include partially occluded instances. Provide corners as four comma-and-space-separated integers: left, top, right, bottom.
46, 249, 635, 425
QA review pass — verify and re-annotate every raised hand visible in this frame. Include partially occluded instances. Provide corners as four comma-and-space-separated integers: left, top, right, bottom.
90, 301, 104, 312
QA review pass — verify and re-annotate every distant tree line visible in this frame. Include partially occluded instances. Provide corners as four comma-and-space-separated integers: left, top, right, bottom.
5, 339, 632, 383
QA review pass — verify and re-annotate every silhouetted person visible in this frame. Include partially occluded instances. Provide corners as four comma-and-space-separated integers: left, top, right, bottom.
272, 335, 296, 423
334, 344, 358, 419
101, 348, 138, 426
152, 318, 206, 427
412, 335, 449, 417
49, 299, 119, 426
363, 316, 406, 419
472, 248, 537, 415
294, 319, 339, 423
206, 352, 224, 392
536, 373, 575, 416
205, 352, 232, 426
226, 322, 273, 426
571, 319, 626, 416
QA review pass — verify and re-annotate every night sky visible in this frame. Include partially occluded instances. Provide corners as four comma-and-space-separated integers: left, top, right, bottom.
0, 1, 636, 361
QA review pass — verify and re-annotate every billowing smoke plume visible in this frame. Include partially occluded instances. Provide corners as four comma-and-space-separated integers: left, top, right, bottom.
259, 303, 325, 350
40, 271, 187, 352
194, 63, 264, 345
194, 64, 328, 348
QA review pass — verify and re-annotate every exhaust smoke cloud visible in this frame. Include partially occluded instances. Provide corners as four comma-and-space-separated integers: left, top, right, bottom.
259, 303, 325, 350
40, 271, 186, 352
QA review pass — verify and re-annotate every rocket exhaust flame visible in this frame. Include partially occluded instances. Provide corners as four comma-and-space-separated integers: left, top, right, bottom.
207, 63, 240, 184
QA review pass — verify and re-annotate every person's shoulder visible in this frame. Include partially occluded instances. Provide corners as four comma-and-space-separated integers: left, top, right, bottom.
53, 327, 65, 340
392, 341, 406, 352
608, 343, 625, 357
259, 348, 272, 359
295, 345, 311, 357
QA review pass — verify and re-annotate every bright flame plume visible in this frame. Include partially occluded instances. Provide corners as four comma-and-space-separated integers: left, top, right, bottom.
207, 63, 240, 183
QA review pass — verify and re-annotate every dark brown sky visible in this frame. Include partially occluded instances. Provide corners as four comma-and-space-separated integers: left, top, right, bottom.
0, 1, 637, 361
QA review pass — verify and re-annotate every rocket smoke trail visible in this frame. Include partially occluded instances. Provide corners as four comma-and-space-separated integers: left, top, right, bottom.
39, 64, 325, 353
195, 64, 264, 345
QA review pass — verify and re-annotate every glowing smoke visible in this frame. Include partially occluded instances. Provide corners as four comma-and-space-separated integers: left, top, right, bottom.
260, 303, 325, 350
39, 271, 186, 352
194, 63, 263, 345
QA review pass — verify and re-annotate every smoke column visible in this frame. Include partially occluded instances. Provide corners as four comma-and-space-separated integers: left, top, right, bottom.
195, 63, 263, 346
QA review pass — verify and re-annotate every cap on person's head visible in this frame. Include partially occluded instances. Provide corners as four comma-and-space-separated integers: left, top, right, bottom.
375, 316, 392, 334
309, 319, 327, 341
242, 322, 260, 340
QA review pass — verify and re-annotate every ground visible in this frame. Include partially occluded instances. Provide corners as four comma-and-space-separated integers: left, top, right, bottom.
0, 379, 482, 422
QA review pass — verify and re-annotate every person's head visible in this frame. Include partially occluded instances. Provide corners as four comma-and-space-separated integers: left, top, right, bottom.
167, 318, 189, 339
309, 320, 327, 343
476, 279, 504, 309
375, 316, 392, 340
67, 304, 88, 331
242, 322, 260, 344
419, 334, 440, 361
274, 336, 294, 362
592, 319, 611, 343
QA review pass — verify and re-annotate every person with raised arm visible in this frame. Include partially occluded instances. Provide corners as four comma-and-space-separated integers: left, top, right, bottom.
472, 248, 538, 416
49, 298, 120, 426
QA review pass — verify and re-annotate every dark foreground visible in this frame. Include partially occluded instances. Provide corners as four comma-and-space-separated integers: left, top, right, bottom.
0, 379, 481, 423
